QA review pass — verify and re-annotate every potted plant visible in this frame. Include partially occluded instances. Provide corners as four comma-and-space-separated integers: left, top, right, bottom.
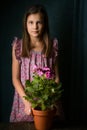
24, 66, 63, 130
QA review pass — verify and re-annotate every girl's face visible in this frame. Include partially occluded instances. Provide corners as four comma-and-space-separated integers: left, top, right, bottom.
26, 13, 44, 39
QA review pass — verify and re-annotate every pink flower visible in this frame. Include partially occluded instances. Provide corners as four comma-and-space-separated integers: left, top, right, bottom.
45, 71, 51, 79
33, 65, 37, 71
42, 67, 50, 71
45, 71, 54, 79
33, 66, 54, 79
37, 70, 44, 76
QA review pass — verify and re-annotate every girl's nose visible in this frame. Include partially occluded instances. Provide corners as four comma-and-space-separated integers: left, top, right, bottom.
33, 23, 38, 29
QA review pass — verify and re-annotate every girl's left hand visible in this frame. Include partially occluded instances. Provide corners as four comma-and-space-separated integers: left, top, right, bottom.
24, 100, 32, 115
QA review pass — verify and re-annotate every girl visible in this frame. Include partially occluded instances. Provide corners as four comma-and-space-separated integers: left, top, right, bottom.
10, 4, 62, 122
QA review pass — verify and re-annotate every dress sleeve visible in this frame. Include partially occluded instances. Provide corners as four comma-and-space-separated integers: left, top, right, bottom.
12, 37, 22, 62
52, 38, 58, 63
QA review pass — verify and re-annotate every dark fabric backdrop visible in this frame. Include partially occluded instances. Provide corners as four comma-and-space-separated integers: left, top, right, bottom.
0, 0, 87, 123
70, 0, 87, 122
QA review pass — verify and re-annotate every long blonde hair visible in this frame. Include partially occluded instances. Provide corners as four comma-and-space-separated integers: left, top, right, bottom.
21, 4, 52, 57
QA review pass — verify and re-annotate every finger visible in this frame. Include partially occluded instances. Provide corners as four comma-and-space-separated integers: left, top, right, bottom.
29, 109, 31, 114
24, 109, 31, 115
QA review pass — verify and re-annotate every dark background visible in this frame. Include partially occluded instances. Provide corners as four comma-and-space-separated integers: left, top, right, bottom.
0, 0, 87, 123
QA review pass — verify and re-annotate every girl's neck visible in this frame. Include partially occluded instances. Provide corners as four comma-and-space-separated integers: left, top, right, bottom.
30, 37, 42, 44
30, 37, 44, 52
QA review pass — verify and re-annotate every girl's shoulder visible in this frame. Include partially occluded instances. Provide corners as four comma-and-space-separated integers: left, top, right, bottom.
12, 37, 22, 48
52, 38, 58, 48
12, 37, 22, 60
51, 37, 58, 57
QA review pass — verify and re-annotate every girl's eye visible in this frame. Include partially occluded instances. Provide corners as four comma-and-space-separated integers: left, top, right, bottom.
28, 21, 33, 24
27, 21, 43, 25
30, 21, 33, 24
37, 21, 43, 24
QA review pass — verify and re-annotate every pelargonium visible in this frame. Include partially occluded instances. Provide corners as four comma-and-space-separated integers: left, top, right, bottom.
24, 65, 63, 110
33, 65, 54, 79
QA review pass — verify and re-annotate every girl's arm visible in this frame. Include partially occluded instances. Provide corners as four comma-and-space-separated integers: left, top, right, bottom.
12, 43, 31, 115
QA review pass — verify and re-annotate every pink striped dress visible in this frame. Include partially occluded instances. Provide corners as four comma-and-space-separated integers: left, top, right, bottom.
10, 37, 63, 122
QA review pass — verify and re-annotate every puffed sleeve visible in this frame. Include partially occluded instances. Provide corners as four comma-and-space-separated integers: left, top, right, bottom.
52, 38, 58, 64
12, 37, 22, 63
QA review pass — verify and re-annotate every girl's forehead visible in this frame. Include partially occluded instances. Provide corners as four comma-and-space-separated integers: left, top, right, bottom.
27, 13, 44, 20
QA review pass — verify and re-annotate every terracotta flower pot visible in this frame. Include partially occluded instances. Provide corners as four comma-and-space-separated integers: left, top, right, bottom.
32, 108, 56, 130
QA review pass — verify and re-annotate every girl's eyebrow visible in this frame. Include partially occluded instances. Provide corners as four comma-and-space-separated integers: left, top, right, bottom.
28, 20, 43, 22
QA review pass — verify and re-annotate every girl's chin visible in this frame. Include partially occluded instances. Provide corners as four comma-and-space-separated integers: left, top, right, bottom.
31, 34, 40, 38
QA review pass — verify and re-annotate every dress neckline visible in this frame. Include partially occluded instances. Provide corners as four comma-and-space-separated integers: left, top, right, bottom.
31, 49, 42, 54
